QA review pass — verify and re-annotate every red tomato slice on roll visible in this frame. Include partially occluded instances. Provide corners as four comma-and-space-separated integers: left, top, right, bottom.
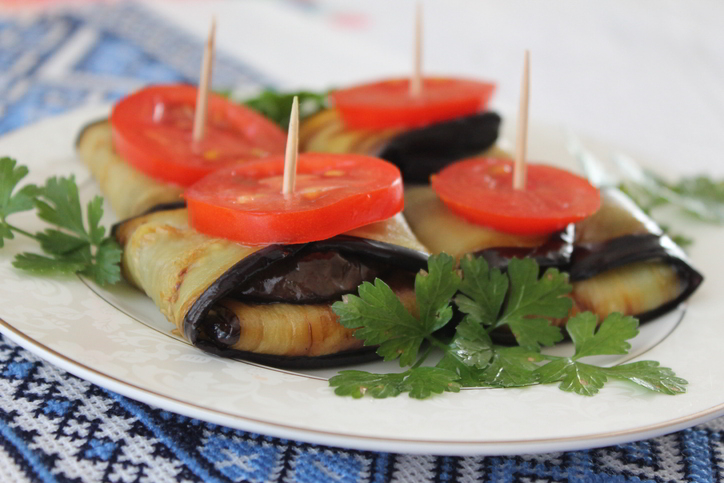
111, 84, 287, 187
185, 153, 404, 245
431, 158, 601, 235
329, 77, 495, 130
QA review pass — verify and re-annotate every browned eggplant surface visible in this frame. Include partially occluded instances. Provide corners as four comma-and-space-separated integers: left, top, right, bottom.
114, 209, 428, 368
76, 120, 183, 219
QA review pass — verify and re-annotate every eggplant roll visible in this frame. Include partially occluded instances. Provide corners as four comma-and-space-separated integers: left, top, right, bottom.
568, 188, 703, 322
114, 209, 429, 367
404, 185, 702, 324
299, 108, 502, 183
76, 120, 185, 219
403, 185, 573, 271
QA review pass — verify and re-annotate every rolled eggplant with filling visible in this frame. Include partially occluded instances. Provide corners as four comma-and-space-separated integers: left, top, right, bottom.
114, 208, 428, 368
405, 184, 702, 325
299, 108, 503, 182
567, 188, 703, 322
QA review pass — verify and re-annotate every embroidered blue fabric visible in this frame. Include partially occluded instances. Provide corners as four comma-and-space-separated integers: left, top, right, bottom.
0, 3, 721, 482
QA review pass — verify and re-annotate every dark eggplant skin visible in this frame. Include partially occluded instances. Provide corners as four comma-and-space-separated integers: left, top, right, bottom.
474, 225, 575, 272
378, 112, 502, 184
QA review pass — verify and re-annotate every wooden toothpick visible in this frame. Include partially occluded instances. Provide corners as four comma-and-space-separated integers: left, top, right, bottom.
513, 50, 530, 190
409, 2, 423, 97
192, 17, 216, 143
282, 96, 300, 195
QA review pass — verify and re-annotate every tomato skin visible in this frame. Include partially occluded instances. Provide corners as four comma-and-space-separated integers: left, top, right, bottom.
329, 77, 495, 130
111, 84, 287, 187
185, 153, 404, 245
431, 158, 601, 235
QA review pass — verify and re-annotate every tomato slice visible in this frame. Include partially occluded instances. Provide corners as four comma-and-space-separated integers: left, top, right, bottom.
111, 84, 287, 187
431, 158, 601, 235
329, 77, 495, 130
185, 153, 404, 245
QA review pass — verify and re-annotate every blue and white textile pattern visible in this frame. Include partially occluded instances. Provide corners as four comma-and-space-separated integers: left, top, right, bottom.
2, 334, 724, 483
0, 2, 722, 482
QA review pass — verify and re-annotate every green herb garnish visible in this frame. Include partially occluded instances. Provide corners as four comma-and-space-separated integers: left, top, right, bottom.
242, 89, 328, 129
618, 162, 724, 228
331, 254, 687, 399
0, 158, 121, 285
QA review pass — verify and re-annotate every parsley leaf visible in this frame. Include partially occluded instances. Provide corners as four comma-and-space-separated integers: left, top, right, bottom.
404, 367, 461, 399
447, 317, 494, 369
415, 253, 461, 334
604, 362, 687, 395
535, 312, 686, 396
85, 238, 123, 286
12, 253, 88, 274
0, 164, 122, 286
334, 278, 423, 366
330, 371, 407, 398
22, 176, 122, 285
455, 254, 508, 326
496, 258, 570, 349
333, 253, 459, 367
0, 157, 40, 247
568, 312, 638, 358
478, 346, 545, 388
536, 358, 608, 396
329, 367, 460, 399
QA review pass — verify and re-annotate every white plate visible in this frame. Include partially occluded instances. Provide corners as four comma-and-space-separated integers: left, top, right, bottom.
0, 105, 721, 456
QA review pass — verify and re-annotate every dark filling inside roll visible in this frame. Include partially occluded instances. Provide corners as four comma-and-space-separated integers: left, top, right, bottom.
233, 251, 386, 304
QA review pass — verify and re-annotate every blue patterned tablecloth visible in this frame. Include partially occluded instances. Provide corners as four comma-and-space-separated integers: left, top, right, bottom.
0, 3, 722, 482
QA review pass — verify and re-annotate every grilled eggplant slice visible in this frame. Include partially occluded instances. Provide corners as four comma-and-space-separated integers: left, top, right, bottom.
299, 108, 502, 182
403, 185, 573, 270
115, 209, 428, 368
404, 184, 702, 324
299, 108, 402, 156
567, 188, 703, 322
76, 120, 183, 219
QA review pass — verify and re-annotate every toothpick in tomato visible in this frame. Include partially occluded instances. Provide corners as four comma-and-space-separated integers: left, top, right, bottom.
111, 84, 287, 187
431, 157, 601, 235
329, 77, 495, 130
185, 153, 404, 245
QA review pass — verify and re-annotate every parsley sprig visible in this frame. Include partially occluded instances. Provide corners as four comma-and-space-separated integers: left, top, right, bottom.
331, 254, 687, 399
0, 158, 121, 285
